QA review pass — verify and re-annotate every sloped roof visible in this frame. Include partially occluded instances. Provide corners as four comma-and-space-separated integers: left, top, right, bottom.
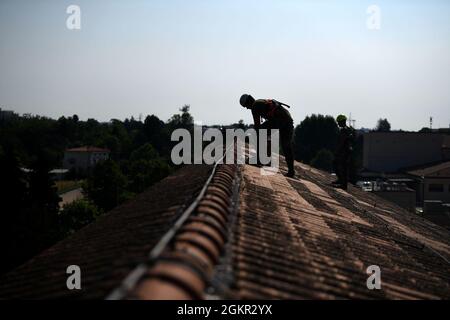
226, 163, 450, 299
407, 161, 450, 178
0, 165, 212, 299
1, 158, 449, 299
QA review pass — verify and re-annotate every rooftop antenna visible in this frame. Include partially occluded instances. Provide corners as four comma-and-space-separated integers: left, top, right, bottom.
348, 113, 356, 128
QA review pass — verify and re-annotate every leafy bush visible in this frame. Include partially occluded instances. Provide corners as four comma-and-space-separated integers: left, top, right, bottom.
83, 159, 127, 211
294, 114, 338, 164
310, 149, 334, 172
59, 199, 102, 236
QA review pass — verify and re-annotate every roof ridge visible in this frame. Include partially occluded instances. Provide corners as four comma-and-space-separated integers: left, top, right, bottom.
107, 164, 239, 300
107, 143, 239, 300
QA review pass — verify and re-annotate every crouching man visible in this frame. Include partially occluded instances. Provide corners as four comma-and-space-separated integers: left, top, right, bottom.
240, 94, 295, 177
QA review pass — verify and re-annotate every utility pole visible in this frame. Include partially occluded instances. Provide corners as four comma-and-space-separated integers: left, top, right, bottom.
348, 113, 356, 128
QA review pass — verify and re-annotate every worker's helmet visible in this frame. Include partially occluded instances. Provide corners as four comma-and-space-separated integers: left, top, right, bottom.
336, 114, 347, 123
240, 94, 254, 108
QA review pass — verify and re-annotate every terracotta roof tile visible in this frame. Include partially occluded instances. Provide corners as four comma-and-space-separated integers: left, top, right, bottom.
211, 161, 450, 299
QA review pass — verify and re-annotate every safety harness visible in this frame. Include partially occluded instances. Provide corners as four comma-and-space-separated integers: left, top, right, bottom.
264, 99, 291, 118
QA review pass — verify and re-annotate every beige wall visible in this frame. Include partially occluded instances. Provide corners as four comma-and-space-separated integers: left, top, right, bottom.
424, 178, 450, 203
363, 132, 449, 172
63, 151, 109, 172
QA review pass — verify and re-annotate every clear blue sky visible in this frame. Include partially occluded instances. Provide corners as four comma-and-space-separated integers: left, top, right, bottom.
1, 0, 449, 130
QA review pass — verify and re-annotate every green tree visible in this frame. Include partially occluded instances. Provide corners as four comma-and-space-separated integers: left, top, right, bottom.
0, 148, 27, 210
419, 127, 432, 133
0, 149, 31, 274
310, 149, 334, 172
128, 143, 172, 193
294, 114, 339, 164
28, 153, 62, 241
375, 118, 391, 132
84, 159, 127, 211
143, 114, 170, 155
168, 105, 194, 130
59, 199, 102, 236
144, 115, 164, 140
130, 142, 159, 162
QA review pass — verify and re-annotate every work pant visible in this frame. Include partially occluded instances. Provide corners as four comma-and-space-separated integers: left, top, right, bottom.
258, 119, 295, 173
333, 152, 350, 187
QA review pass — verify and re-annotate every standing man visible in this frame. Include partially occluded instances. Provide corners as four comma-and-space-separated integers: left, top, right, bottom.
332, 115, 355, 190
239, 94, 295, 177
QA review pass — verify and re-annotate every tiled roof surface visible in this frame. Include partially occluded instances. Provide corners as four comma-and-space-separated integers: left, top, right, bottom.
1, 156, 450, 299
224, 163, 450, 299
407, 160, 450, 177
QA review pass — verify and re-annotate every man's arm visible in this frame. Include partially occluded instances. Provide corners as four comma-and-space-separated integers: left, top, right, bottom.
252, 109, 261, 128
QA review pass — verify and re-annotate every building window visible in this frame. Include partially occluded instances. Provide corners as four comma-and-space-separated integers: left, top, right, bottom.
428, 184, 444, 192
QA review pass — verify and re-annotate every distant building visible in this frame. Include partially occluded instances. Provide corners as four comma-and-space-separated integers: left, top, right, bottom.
407, 161, 450, 229
360, 132, 450, 223
407, 161, 450, 205
0, 108, 16, 121
49, 169, 69, 181
63, 146, 110, 174
363, 132, 450, 173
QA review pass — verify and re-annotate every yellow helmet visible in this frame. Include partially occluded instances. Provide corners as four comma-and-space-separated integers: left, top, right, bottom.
336, 114, 347, 123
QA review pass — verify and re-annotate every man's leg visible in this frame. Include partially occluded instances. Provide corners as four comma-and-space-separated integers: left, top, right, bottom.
280, 124, 295, 177
332, 156, 341, 184
334, 154, 349, 190
255, 121, 273, 166
341, 153, 350, 189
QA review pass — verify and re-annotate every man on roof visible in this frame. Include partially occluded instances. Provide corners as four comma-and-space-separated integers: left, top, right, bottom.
240, 94, 295, 177
332, 114, 355, 190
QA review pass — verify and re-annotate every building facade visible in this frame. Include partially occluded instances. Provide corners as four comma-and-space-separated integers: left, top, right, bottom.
363, 132, 450, 173
0, 108, 16, 121
408, 161, 450, 205
63, 146, 110, 174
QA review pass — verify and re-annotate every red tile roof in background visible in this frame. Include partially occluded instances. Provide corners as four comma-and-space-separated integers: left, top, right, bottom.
407, 160, 450, 177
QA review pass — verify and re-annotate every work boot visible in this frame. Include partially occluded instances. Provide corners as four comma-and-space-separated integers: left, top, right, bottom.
333, 183, 347, 191
285, 169, 295, 178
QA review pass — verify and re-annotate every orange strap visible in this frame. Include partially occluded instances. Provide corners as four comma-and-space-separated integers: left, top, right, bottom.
265, 100, 277, 118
